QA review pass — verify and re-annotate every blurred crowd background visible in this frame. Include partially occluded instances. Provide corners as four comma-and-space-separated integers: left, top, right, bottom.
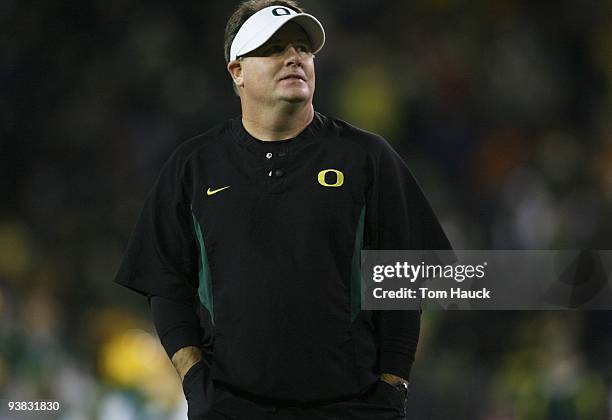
2, 0, 612, 419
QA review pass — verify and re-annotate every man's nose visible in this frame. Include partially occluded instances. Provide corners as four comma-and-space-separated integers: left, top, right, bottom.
283, 45, 302, 65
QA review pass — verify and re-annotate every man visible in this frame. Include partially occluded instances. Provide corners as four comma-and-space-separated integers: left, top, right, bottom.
114, 1, 451, 419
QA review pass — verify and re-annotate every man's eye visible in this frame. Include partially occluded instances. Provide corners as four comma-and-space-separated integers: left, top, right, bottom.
265, 45, 284, 54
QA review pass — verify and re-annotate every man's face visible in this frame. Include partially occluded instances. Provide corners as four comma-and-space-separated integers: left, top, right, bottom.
233, 22, 315, 105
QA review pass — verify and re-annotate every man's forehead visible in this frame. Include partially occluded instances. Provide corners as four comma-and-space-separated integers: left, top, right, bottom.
267, 22, 311, 43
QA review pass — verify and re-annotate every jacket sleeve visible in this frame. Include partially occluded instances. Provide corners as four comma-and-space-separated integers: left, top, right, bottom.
114, 147, 199, 301
365, 137, 452, 380
149, 295, 204, 359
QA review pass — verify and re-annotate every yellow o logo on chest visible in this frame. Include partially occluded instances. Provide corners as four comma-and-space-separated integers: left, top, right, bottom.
317, 169, 344, 187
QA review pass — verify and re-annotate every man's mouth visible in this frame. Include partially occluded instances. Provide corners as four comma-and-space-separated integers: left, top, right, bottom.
280, 74, 306, 81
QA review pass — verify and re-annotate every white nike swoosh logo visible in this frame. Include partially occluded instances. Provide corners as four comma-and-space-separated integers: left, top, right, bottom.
206, 186, 231, 196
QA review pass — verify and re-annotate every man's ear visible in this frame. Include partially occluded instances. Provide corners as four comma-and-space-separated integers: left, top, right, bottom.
227, 60, 244, 87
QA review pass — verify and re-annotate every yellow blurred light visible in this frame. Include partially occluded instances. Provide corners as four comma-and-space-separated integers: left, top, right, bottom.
0, 222, 31, 279
0, 357, 6, 388
336, 64, 401, 138
575, 372, 607, 419
100, 329, 163, 386
99, 328, 183, 409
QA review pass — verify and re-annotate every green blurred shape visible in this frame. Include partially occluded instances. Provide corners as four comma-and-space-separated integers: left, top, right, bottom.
335, 64, 402, 139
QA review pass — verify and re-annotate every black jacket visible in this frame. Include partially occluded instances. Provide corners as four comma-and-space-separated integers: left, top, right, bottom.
115, 112, 451, 403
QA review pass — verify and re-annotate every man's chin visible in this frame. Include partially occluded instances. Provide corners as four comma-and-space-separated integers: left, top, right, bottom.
278, 92, 311, 105
274, 86, 311, 102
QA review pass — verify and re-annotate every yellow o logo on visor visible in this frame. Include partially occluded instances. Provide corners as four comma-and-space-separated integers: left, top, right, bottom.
317, 169, 344, 187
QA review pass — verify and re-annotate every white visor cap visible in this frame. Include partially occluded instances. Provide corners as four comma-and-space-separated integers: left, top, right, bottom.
229, 6, 325, 61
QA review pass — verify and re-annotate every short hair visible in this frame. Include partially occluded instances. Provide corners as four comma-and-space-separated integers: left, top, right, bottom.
224, 0, 304, 64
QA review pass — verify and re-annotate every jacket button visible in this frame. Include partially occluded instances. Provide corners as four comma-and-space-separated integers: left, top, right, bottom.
266, 152, 273, 159
274, 169, 284, 177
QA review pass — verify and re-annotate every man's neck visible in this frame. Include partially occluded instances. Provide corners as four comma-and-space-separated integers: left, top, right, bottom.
241, 102, 314, 141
